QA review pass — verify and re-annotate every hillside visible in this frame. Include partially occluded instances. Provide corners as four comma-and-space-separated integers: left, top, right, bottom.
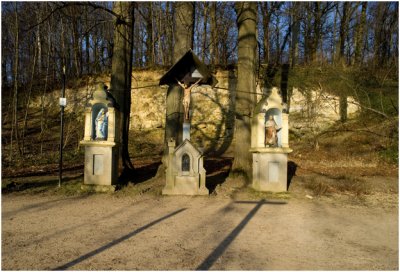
1, 66, 398, 185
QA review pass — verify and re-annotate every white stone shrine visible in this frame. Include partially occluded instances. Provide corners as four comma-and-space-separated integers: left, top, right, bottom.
250, 87, 292, 192
80, 83, 119, 190
162, 138, 208, 195
160, 50, 217, 196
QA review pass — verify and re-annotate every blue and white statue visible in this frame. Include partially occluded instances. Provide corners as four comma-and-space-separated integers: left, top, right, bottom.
95, 108, 108, 140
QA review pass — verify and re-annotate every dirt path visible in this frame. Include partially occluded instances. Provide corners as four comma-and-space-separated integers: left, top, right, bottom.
2, 190, 398, 270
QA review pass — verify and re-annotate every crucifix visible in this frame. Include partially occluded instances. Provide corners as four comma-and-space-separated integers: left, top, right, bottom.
176, 77, 202, 121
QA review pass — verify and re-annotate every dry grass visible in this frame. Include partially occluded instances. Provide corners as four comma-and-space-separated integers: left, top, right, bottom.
305, 175, 370, 197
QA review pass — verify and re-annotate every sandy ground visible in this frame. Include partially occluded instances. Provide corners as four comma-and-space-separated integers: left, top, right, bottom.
2, 182, 398, 271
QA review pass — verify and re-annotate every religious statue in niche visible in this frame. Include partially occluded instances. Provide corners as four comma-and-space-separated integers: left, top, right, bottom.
265, 115, 280, 147
176, 78, 202, 121
95, 108, 108, 140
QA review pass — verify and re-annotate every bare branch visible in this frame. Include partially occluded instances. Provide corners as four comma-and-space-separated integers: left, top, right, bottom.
23, 2, 129, 33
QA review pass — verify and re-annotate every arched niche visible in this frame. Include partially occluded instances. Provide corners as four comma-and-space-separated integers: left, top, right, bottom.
92, 103, 108, 140
251, 87, 289, 149
182, 153, 190, 172
265, 108, 282, 147
82, 83, 117, 143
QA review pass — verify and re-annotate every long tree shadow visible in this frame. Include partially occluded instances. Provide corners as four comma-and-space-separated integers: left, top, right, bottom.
54, 208, 187, 270
2, 194, 90, 219
24, 198, 153, 248
196, 199, 286, 270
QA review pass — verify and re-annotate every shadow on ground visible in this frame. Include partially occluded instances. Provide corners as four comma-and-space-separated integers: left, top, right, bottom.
287, 161, 298, 190
205, 157, 233, 194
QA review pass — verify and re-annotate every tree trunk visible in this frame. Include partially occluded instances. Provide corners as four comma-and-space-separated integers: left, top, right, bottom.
161, 2, 195, 167
311, 3, 322, 63
210, 2, 217, 67
201, 2, 208, 62
262, 2, 271, 64
85, 5, 90, 74
110, 2, 135, 174
231, 2, 257, 183
11, 2, 21, 159
173, 2, 194, 63
290, 2, 301, 67
338, 2, 350, 65
21, 40, 37, 154
166, 2, 174, 65
304, 4, 313, 63
36, 5, 42, 77
40, 26, 51, 155
145, 2, 154, 67
157, 3, 164, 66
332, 6, 338, 64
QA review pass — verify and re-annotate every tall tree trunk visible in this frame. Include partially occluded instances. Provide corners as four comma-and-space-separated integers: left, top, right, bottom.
173, 2, 194, 63
145, 2, 154, 67
157, 3, 164, 66
166, 2, 174, 65
40, 25, 51, 155
304, 4, 313, 63
71, 14, 81, 77
201, 2, 208, 62
36, 4, 42, 77
231, 2, 257, 183
110, 2, 135, 174
332, 6, 338, 64
21, 40, 37, 154
338, 2, 350, 65
162, 2, 195, 167
210, 2, 217, 67
311, 3, 322, 63
93, 30, 98, 73
354, 2, 367, 65
290, 2, 301, 67
11, 2, 21, 159
85, 5, 90, 74
262, 2, 271, 64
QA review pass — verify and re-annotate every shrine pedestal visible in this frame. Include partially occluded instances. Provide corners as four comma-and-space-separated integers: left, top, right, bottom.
80, 141, 119, 186
250, 87, 292, 192
250, 147, 292, 192
80, 83, 119, 189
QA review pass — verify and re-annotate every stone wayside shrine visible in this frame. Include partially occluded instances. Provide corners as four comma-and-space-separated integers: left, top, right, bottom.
160, 50, 217, 195
162, 138, 208, 195
80, 83, 119, 192
250, 87, 292, 192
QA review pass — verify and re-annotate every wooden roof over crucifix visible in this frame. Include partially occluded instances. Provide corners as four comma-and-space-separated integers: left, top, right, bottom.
159, 49, 218, 87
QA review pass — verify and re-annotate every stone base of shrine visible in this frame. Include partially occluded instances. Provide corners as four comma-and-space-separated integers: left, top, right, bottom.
251, 151, 291, 192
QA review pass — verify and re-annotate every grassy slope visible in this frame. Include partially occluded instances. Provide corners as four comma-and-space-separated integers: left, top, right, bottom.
1, 67, 398, 198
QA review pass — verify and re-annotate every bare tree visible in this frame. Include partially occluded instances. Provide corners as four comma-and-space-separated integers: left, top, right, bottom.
173, 2, 195, 63
230, 2, 257, 183
163, 2, 195, 158
109, 2, 135, 174
10, 2, 21, 159
354, 2, 367, 65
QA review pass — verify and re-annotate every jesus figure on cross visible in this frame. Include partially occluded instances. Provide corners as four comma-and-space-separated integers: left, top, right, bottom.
176, 78, 202, 121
